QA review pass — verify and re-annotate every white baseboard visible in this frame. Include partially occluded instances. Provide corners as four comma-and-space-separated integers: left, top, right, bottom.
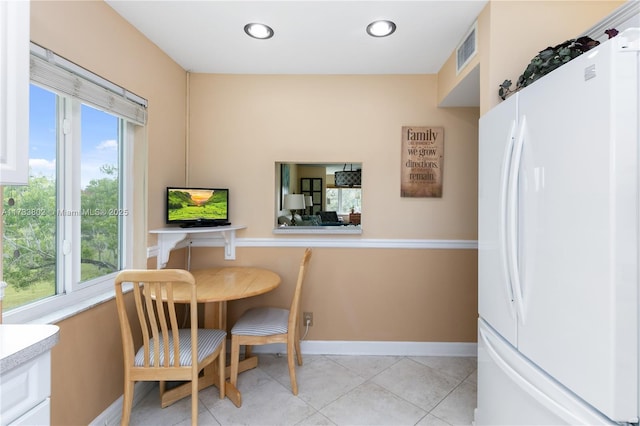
91, 340, 477, 424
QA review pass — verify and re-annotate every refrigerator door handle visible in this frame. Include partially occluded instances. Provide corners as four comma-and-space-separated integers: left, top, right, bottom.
500, 119, 518, 306
507, 115, 526, 324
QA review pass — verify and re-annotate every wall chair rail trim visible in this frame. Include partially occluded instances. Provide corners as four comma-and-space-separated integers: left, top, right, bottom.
146, 238, 478, 259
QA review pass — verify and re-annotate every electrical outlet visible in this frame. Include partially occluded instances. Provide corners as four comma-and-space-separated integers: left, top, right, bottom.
303, 311, 313, 327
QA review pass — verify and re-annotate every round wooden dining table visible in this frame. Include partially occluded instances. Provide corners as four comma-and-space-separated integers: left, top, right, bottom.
160, 266, 281, 408
190, 266, 281, 324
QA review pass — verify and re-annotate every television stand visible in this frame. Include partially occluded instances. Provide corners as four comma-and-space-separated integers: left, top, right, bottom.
149, 225, 246, 268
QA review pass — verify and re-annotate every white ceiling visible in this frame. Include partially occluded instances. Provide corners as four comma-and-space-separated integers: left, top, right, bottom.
106, 0, 486, 105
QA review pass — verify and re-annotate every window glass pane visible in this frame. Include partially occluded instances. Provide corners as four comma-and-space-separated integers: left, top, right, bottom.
325, 188, 361, 215
326, 188, 339, 212
2, 85, 57, 310
341, 188, 362, 213
80, 104, 120, 282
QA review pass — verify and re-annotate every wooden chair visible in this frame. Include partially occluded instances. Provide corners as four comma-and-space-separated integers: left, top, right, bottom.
230, 248, 312, 398
114, 269, 226, 426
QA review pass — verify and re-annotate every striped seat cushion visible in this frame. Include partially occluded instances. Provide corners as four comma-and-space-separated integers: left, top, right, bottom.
134, 328, 226, 367
231, 307, 289, 336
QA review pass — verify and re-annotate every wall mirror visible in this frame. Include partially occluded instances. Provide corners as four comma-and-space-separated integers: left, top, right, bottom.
275, 162, 362, 232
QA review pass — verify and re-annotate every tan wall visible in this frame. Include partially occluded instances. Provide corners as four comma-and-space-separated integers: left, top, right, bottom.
51, 300, 123, 426
30, 1, 187, 424
188, 74, 479, 240
186, 247, 478, 342
478, 4, 492, 115
479, 0, 623, 115
185, 73, 480, 343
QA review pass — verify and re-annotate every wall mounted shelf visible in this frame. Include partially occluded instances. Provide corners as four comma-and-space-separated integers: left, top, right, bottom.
149, 225, 246, 268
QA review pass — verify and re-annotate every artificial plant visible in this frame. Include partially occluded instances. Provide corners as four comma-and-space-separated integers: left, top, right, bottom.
499, 29, 618, 100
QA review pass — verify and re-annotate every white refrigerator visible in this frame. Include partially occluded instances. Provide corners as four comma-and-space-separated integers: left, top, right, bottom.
476, 28, 640, 425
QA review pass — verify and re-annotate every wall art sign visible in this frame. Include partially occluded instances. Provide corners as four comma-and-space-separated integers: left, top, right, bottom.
401, 126, 444, 198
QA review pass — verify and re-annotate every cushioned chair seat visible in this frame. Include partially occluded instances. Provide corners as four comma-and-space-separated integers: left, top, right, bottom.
134, 328, 226, 366
231, 307, 289, 336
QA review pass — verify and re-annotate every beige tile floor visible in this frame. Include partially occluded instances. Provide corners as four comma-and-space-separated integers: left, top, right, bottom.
124, 354, 477, 426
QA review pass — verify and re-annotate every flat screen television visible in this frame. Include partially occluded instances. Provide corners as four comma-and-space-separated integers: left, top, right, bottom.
166, 187, 230, 227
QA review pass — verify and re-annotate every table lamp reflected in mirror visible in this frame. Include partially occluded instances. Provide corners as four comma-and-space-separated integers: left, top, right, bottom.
283, 194, 306, 226
305, 196, 313, 215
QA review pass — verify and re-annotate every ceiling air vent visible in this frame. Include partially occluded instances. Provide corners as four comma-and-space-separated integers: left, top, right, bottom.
456, 21, 477, 74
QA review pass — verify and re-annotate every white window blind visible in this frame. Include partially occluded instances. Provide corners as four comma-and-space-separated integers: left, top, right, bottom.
29, 43, 147, 125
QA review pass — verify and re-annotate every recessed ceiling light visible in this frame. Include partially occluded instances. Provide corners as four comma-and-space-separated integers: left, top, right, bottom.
366, 20, 396, 38
244, 23, 274, 40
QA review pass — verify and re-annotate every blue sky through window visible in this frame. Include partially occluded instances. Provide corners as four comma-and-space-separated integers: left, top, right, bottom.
29, 84, 118, 188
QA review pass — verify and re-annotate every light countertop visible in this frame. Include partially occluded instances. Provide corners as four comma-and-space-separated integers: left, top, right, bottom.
0, 324, 60, 374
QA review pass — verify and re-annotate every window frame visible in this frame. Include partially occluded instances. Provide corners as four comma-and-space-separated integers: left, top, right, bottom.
3, 121, 137, 324
2, 45, 145, 324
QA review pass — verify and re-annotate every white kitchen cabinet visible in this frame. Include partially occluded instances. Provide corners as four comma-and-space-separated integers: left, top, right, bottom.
0, 325, 59, 425
0, 1, 29, 185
